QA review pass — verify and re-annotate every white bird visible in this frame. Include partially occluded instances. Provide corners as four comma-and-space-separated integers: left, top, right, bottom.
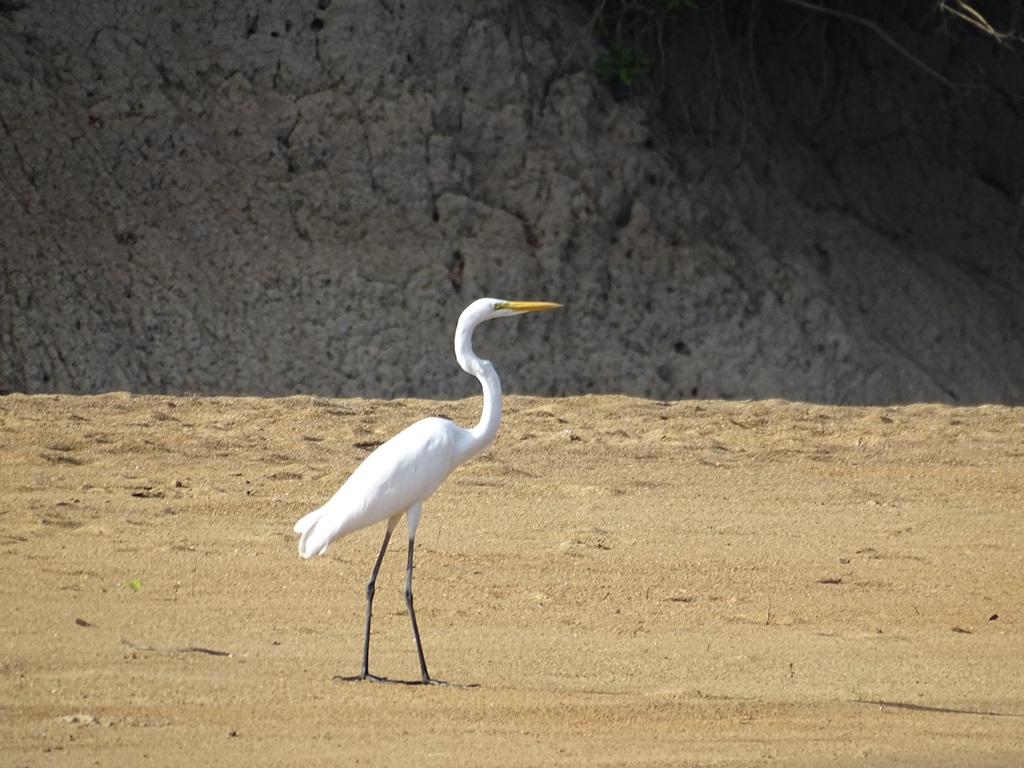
294, 298, 560, 685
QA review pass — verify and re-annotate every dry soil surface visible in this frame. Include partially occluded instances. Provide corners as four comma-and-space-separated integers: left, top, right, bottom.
1, 393, 1022, 766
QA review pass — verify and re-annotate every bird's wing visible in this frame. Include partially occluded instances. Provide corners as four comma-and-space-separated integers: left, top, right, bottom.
294, 418, 460, 557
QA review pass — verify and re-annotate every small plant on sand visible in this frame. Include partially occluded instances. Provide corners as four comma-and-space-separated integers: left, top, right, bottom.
123, 578, 143, 592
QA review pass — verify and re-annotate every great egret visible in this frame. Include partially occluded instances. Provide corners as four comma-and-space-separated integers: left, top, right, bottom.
294, 298, 560, 685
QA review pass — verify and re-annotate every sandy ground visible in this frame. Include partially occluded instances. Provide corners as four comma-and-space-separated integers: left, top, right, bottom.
1, 392, 1022, 766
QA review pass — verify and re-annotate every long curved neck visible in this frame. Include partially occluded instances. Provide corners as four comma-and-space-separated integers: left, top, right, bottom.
470, 359, 502, 447
454, 313, 503, 462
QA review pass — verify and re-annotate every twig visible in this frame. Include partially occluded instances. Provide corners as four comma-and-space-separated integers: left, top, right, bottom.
122, 639, 231, 657
776, 0, 983, 91
939, 0, 1021, 45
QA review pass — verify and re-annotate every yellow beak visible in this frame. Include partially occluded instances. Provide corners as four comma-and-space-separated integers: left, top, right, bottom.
498, 301, 562, 312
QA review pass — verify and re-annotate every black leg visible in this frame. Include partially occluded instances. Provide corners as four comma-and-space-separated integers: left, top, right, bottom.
404, 535, 431, 683
404, 536, 473, 687
335, 513, 474, 687
332, 524, 394, 683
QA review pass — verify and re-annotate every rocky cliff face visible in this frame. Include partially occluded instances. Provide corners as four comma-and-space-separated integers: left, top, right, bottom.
2, 1, 1022, 403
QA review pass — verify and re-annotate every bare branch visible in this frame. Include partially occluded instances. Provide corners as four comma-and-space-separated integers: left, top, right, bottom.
938, 0, 1022, 45
776, 0, 985, 91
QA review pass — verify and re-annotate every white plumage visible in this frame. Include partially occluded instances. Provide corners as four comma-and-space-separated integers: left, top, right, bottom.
293, 297, 560, 685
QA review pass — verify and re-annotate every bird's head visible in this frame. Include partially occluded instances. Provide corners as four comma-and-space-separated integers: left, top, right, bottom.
487, 299, 562, 319
456, 297, 561, 329
454, 298, 561, 369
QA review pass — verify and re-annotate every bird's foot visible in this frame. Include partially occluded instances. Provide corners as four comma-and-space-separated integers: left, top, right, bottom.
331, 672, 476, 688
332, 672, 395, 684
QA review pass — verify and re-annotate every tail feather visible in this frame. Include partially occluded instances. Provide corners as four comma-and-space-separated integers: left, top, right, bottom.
294, 507, 332, 558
